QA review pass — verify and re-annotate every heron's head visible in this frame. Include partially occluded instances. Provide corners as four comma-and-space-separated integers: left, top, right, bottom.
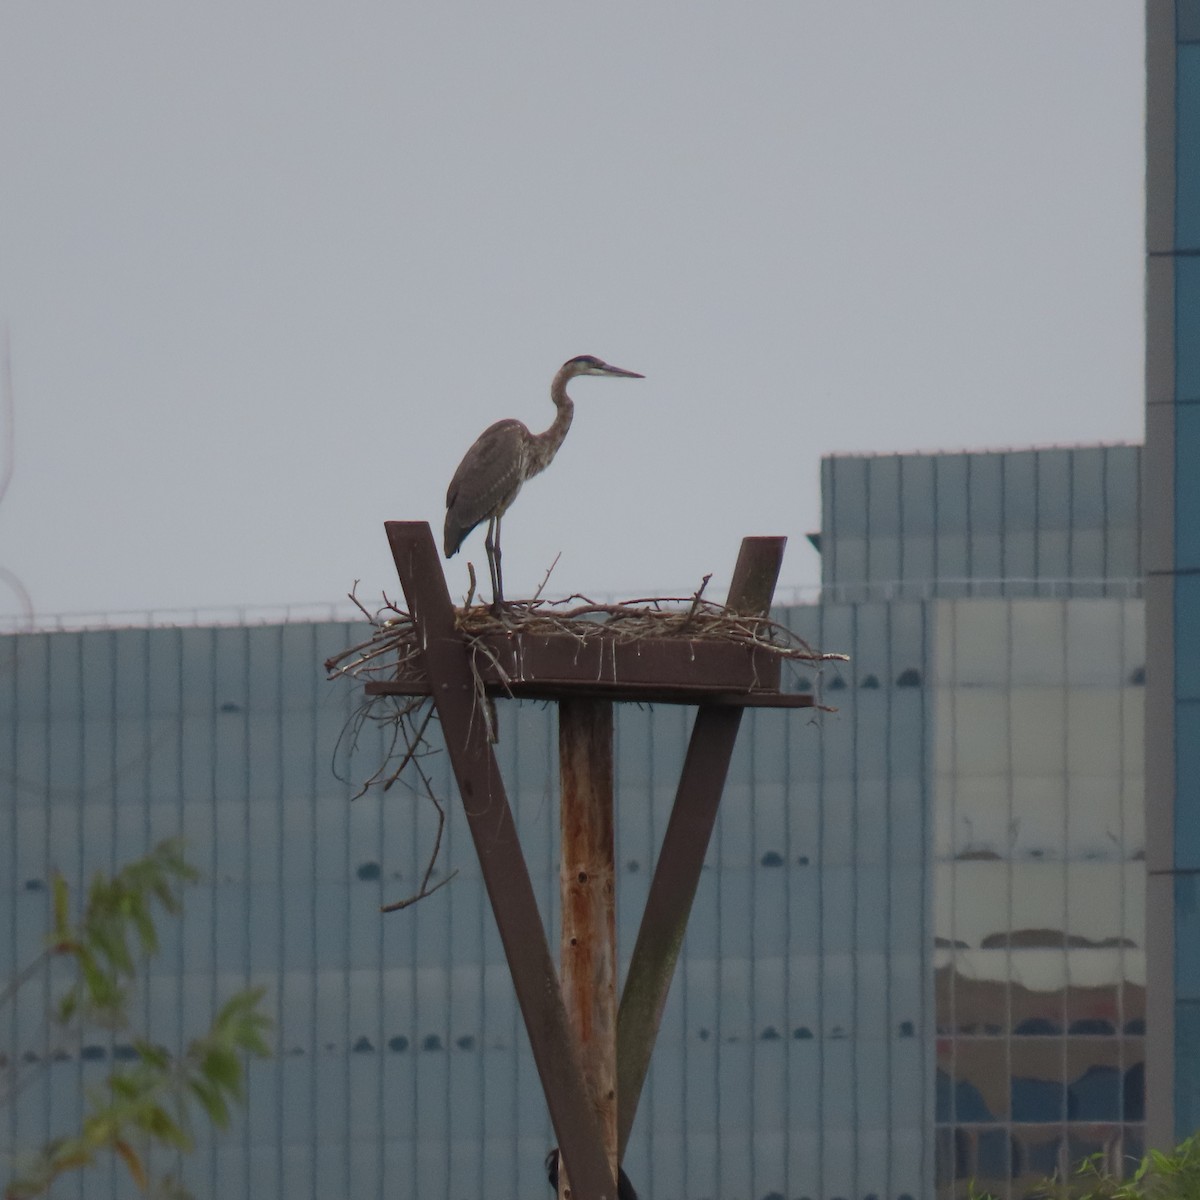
562, 354, 644, 380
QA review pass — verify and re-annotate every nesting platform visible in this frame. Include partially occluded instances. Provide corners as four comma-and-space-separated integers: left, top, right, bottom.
360, 521, 818, 1200
365, 629, 814, 706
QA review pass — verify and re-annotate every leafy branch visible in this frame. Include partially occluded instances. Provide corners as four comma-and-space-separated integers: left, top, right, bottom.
48, 838, 198, 1030
968, 1133, 1200, 1200
2, 841, 272, 1200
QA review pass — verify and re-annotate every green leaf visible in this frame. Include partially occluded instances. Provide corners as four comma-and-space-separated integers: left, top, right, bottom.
187, 1078, 230, 1129
56, 990, 79, 1023
132, 902, 158, 957
201, 1046, 243, 1094
136, 1104, 192, 1152
108, 1074, 143, 1102
133, 1039, 171, 1072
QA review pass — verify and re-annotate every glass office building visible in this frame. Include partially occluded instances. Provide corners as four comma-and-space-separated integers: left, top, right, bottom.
1, 442, 1145, 1200
932, 595, 1145, 1193
1145, 0, 1200, 1152
0, 609, 931, 1200
819, 447, 1140, 603
822, 446, 1146, 1198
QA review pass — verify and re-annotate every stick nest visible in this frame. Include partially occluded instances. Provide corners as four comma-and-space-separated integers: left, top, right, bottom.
324, 579, 846, 913
325, 580, 847, 690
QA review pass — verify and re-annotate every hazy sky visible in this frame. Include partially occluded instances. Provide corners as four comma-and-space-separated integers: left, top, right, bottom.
0, 5, 1145, 621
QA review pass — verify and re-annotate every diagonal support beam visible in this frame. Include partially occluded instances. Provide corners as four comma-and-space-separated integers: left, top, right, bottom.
615, 536, 786, 1159
385, 521, 617, 1200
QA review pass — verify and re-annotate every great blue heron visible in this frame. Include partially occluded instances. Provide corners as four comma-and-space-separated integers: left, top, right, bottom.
443, 355, 644, 607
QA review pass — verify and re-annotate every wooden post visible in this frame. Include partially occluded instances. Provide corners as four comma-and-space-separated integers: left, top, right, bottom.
615, 536, 786, 1158
384, 522, 616, 1200
557, 698, 617, 1200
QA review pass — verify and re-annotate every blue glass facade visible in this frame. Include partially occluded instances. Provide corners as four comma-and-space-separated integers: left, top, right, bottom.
0, 608, 933, 1200
821, 447, 1140, 602
820, 446, 1146, 1198
1173, 20, 1200, 1137
1145, 0, 1200, 1151
1, 429, 1150, 1200
931, 596, 1145, 1195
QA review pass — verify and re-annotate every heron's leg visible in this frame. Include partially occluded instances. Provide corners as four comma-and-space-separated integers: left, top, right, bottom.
483, 518, 496, 598
493, 515, 505, 608
484, 517, 502, 610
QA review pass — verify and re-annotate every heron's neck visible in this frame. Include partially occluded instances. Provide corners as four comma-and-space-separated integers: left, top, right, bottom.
530, 367, 576, 466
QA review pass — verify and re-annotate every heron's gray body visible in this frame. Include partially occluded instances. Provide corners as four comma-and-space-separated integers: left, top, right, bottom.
443, 414, 569, 559
442, 355, 643, 607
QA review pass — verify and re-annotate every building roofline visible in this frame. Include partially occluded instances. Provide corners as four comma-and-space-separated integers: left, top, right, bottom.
822, 440, 1142, 461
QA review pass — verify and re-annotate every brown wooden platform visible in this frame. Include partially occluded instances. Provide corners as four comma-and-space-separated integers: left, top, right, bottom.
364, 630, 814, 707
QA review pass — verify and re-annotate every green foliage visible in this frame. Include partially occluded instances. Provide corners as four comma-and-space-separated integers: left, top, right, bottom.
967, 1132, 1200, 1200
47, 837, 198, 1031
3, 841, 271, 1200
1061, 1135, 1200, 1200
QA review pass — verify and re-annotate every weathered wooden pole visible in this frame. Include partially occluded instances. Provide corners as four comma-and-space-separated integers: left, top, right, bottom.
383, 523, 616, 1200
615, 536, 786, 1158
557, 698, 617, 1200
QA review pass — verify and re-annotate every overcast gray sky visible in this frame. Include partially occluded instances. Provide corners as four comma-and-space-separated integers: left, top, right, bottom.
0, 5, 1145, 620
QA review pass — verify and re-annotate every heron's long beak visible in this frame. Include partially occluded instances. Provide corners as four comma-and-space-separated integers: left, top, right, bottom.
598, 363, 644, 378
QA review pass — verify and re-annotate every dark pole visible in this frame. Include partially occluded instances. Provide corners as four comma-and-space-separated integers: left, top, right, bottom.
384, 522, 617, 1200
557, 698, 617, 1199
615, 536, 786, 1159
